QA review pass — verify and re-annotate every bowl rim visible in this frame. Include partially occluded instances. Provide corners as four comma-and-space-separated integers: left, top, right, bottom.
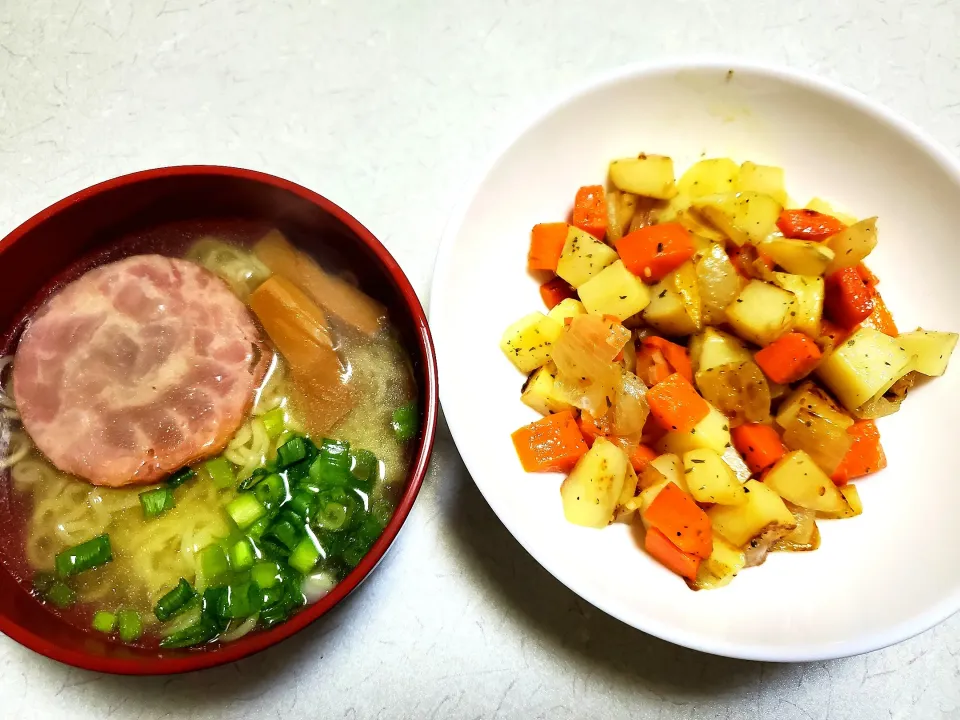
431, 57, 960, 662
0, 164, 439, 674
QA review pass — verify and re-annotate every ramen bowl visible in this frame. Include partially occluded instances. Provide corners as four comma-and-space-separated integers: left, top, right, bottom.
0, 166, 438, 674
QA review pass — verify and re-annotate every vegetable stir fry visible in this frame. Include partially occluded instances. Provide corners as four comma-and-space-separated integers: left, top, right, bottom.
502, 153, 958, 590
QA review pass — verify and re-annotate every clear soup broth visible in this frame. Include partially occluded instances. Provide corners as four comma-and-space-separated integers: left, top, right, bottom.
0, 221, 416, 649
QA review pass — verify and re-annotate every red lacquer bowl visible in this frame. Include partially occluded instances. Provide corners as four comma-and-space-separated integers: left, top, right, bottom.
0, 166, 438, 674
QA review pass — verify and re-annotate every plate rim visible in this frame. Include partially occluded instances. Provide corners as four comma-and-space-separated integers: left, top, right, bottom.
429, 57, 960, 662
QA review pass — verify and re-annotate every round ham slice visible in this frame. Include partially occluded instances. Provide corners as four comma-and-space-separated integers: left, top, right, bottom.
12, 255, 269, 487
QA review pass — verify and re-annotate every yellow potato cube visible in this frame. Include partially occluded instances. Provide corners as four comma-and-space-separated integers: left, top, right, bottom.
556, 226, 619, 288
609, 155, 677, 199
577, 260, 651, 321
500, 312, 564, 374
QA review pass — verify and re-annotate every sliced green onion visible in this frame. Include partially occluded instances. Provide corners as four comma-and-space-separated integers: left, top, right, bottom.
92, 610, 117, 633
350, 449, 379, 483
237, 467, 269, 492
159, 617, 219, 649
199, 545, 229, 579
228, 538, 255, 571
204, 457, 236, 489
46, 581, 76, 608
253, 473, 286, 507
264, 511, 304, 552
117, 609, 142, 642
226, 493, 267, 530
246, 515, 272, 542
261, 407, 286, 438
251, 561, 281, 590
154, 578, 198, 622
286, 489, 316, 522
139, 487, 175, 519
392, 401, 418, 443
257, 538, 291, 560
308, 456, 352, 487
319, 438, 351, 468
166, 467, 197, 489
201, 587, 230, 631
276, 436, 307, 468
288, 534, 322, 574
315, 501, 350, 531
55, 534, 112, 578
223, 582, 262, 618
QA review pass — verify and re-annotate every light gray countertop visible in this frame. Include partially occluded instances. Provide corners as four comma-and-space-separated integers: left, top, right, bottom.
2, 1, 960, 718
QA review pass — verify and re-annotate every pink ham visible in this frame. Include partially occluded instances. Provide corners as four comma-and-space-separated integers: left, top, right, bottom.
12, 255, 269, 487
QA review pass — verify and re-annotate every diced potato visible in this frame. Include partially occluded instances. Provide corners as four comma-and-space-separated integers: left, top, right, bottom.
725, 280, 797, 346
614, 464, 640, 522
547, 298, 586, 325
609, 155, 677, 199
677, 158, 739, 198
556, 226, 619, 288
898, 329, 958, 377
708, 480, 797, 547
649, 453, 686, 490
642, 262, 701, 336
805, 197, 857, 226
687, 534, 746, 590
824, 218, 878, 274
758, 236, 835, 276
637, 461, 668, 491
691, 192, 783, 246
820, 484, 863, 519
771, 273, 824, 337
520, 366, 573, 415
560, 438, 629, 528
816, 327, 913, 411
500, 312, 564, 374
656, 405, 731, 455
577, 260, 652, 321
691, 327, 752, 374
763, 450, 847, 513
736, 162, 787, 205
683, 448, 748, 505
696, 242, 743, 325
776, 381, 851, 429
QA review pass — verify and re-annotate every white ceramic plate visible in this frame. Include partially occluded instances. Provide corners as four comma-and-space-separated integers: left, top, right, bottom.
430, 59, 960, 661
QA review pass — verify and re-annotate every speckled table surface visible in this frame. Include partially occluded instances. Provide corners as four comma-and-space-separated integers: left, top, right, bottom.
1, 1, 959, 718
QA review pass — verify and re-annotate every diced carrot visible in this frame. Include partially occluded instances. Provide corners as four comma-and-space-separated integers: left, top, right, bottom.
832, 420, 887, 484
616, 223, 695, 283
577, 411, 606, 448
629, 444, 658, 474
776, 209, 847, 240
511, 410, 588, 472
641, 336, 693, 382
641, 412, 669, 445
635, 343, 672, 387
645, 527, 701, 581
857, 263, 880, 290
527, 222, 569, 272
643, 482, 713, 558
571, 185, 608, 240
731, 423, 786, 474
754, 332, 822, 384
646, 373, 710, 434
539, 277, 576, 310
824, 267, 875, 329
859, 288, 898, 337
